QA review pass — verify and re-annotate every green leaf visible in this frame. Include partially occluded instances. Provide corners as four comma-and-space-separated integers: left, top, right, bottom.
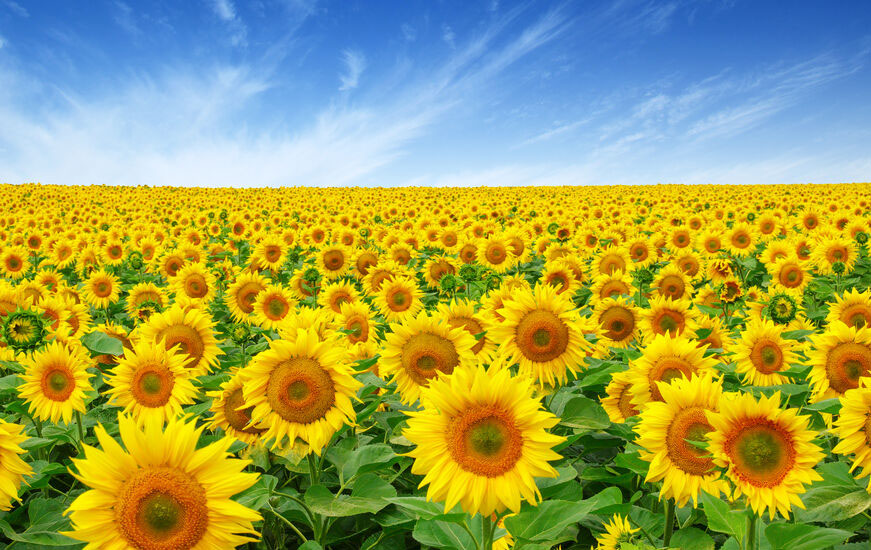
782, 329, 816, 340
235, 474, 278, 510
560, 396, 611, 430
385, 497, 466, 523
796, 462, 871, 522
81, 331, 124, 356
412, 518, 476, 550
765, 523, 851, 550
804, 398, 841, 414
304, 474, 397, 517
298, 542, 323, 550
670, 527, 715, 550
505, 491, 613, 543
341, 443, 397, 480
700, 492, 746, 541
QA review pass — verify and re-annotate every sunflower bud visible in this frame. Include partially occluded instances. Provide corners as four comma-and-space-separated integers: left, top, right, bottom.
767, 293, 797, 324
856, 232, 868, 245
440, 274, 458, 293
832, 261, 846, 275
459, 265, 478, 283
2, 309, 47, 352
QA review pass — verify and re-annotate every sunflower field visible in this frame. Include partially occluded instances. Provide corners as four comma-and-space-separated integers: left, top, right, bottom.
1, 183, 871, 550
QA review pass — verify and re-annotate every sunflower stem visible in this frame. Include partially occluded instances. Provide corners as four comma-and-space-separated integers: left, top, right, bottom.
307, 453, 320, 486
481, 513, 495, 550
460, 520, 480, 550
662, 500, 676, 548
268, 504, 308, 543
745, 512, 758, 550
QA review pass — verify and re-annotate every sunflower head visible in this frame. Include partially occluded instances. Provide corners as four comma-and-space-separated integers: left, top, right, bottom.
766, 293, 798, 324
2, 308, 47, 352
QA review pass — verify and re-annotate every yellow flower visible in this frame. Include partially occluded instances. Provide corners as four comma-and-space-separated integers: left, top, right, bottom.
0, 419, 32, 511
403, 360, 564, 516
18, 341, 92, 424
66, 414, 261, 548
138, 305, 221, 376
734, 318, 799, 386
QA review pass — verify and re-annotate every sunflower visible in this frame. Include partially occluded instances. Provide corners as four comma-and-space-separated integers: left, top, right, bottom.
380, 312, 477, 404
317, 244, 352, 280
251, 236, 286, 271
252, 284, 297, 330
490, 284, 591, 388
125, 281, 168, 321
423, 256, 457, 289
807, 321, 871, 401
239, 328, 360, 453
734, 319, 798, 386
706, 391, 823, 519
82, 269, 121, 309
652, 264, 692, 301
477, 236, 515, 273
139, 305, 221, 376
65, 414, 261, 549
640, 296, 696, 339
171, 263, 216, 304
673, 250, 703, 280
539, 259, 580, 296
689, 315, 730, 358
831, 387, 871, 489
435, 299, 497, 361
206, 373, 267, 445
827, 289, 871, 329
601, 370, 640, 423
225, 272, 268, 323
0, 246, 28, 280
589, 271, 633, 304
636, 374, 729, 507
317, 280, 360, 315
18, 341, 92, 424
2, 308, 48, 353
811, 236, 857, 275
105, 341, 197, 426
625, 235, 655, 268
726, 222, 756, 256
332, 301, 379, 355
277, 307, 335, 343
592, 246, 632, 277
353, 249, 379, 278
593, 514, 640, 550
403, 360, 564, 516
373, 276, 424, 323
767, 256, 809, 296
592, 296, 641, 351
628, 333, 718, 410
706, 258, 733, 285
0, 419, 32, 511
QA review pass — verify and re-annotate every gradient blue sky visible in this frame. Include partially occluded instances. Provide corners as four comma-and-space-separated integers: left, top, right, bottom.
1, 0, 870, 187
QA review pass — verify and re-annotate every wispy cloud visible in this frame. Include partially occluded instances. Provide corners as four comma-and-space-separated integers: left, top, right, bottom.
338, 49, 366, 91
0, 8, 569, 187
1, 0, 27, 17
210, 0, 247, 46
0, 34, 6, 49
400, 23, 416, 42
113, 2, 141, 37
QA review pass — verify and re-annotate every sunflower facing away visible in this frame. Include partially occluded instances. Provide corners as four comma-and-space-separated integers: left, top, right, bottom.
239, 328, 361, 453
403, 360, 565, 517
635, 374, 729, 507
0, 418, 32, 511
18, 341, 92, 424
65, 414, 261, 549
593, 514, 640, 550
706, 391, 823, 519
489, 283, 591, 388
105, 340, 198, 426
380, 312, 477, 404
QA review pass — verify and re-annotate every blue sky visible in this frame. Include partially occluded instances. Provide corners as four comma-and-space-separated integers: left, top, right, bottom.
1, 0, 870, 187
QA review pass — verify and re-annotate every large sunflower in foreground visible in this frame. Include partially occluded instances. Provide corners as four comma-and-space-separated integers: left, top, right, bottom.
628, 333, 718, 411
139, 305, 221, 376
734, 318, 798, 386
403, 360, 564, 516
807, 321, 871, 401
832, 387, 871, 488
380, 312, 477, 404
490, 284, 590, 388
635, 374, 729, 507
0, 419, 32, 511
706, 391, 823, 519
105, 340, 197, 426
239, 328, 360, 453
18, 341, 92, 424
65, 414, 261, 549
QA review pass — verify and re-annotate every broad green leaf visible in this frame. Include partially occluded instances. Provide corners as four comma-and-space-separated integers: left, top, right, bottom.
560, 396, 611, 430
412, 518, 476, 550
385, 497, 466, 522
765, 523, 851, 550
305, 474, 396, 517
700, 492, 746, 541
341, 443, 397, 480
670, 527, 715, 550
81, 331, 124, 356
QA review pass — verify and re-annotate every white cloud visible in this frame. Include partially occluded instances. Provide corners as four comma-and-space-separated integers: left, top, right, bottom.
400, 23, 416, 42
0, 35, 6, 49
2, 0, 27, 17
212, 0, 236, 21
338, 49, 366, 91
0, 9, 569, 187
